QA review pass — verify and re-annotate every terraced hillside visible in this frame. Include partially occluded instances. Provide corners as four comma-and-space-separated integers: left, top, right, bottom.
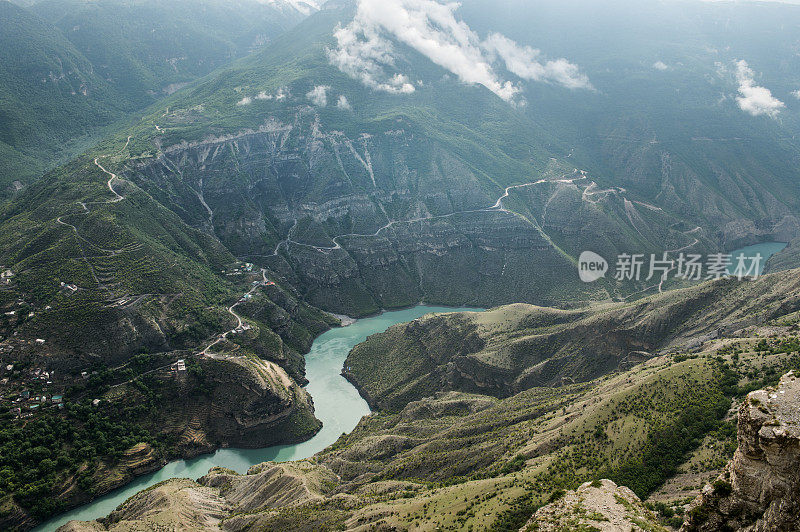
0, 138, 338, 528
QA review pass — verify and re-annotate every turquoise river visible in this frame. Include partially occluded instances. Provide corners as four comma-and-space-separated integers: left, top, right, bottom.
37, 305, 482, 531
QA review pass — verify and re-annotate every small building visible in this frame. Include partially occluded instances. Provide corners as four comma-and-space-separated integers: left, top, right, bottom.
92, 399, 101, 407
5, 364, 12, 371
51, 395, 63, 404
60, 282, 78, 293
35, 339, 45, 345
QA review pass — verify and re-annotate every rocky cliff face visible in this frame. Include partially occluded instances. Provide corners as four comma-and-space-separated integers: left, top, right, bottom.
682, 371, 800, 532
172, 354, 322, 451
121, 105, 744, 316
126, 115, 598, 315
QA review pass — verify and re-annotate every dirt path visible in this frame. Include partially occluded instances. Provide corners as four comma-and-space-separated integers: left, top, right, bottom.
282, 173, 584, 254
54, 138, 132, 295
201, 268, 268, 356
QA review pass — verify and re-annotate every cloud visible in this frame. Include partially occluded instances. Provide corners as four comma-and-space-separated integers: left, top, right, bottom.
734, 60, 784, 118
307, 85, 330, 106
653, 61, 669, 71
327, 15, 416, 94
327, 0, 590, 102
236, 96, 252, 106
255, 91, 272, 100
484, 33, 593, 90
337, 95, 352, 110
792, 89, 800, 99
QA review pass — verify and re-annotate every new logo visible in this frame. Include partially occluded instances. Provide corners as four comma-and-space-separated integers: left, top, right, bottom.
578, 251, 608, 283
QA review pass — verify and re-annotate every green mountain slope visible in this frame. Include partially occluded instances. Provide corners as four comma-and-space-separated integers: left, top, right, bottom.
463, 0, 800, 249
0, 0, 307, 191
30, 0, 307, 107
0, 0, 124, 186
0, 141, 337, 527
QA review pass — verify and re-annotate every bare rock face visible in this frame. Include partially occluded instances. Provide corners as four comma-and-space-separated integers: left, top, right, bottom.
521, 479, 664, 531
682, 371, 800, 531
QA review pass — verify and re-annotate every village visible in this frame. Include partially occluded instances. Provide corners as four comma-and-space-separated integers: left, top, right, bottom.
0, 348, 68, 420
0, 261, 277, 423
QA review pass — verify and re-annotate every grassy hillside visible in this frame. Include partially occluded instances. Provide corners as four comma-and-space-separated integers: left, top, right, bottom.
0, 0, 125, 187
345, 269, 800, 409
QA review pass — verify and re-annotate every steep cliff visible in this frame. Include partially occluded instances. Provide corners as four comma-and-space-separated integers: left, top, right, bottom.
682, 371, 800, 532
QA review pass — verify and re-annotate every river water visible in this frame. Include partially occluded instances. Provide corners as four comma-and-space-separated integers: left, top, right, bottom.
37, 305, 482, 531
726, 241, 787, 277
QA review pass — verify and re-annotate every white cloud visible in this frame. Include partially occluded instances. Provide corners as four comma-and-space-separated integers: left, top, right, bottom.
236, 96, 252, 106
307, 85, 330, 106
792, 89, 800, 99
328, 15, 416, 94
255, 91, 272, 100
337, 95, 352, 110
653, 61, 669, 71
484, 33, 593, 90
327, 0, 590, 102
734, 60, 784, 118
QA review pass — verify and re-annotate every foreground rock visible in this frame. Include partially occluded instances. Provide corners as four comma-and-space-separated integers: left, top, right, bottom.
522, 479, 664, 532
682, 371, 800, 531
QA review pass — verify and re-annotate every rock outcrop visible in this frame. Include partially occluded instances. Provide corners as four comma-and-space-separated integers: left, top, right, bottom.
682, 371, 800, 531
522, 479, 665, 532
